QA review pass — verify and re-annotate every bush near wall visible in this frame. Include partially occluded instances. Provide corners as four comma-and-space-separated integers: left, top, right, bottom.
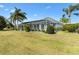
46, 25, 55, 34
55, 27, 62, 32
24, 25, 30, 32
62, 23, 79, 32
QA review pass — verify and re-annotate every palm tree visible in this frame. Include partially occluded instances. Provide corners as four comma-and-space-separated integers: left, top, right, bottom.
10, 7, 27, 30
73, 4, 79, 16
63, 4, 79, 23
74, 13, 79, 16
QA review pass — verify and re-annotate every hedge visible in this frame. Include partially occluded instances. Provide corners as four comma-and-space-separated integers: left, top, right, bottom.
62, 23, 79, 32
46, 25, 55, 34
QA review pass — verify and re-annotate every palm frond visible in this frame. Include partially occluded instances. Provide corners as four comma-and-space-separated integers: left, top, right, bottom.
74, 13, 79, 16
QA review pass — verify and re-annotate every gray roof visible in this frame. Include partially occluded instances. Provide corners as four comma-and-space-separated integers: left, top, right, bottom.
23, 17, 61, 24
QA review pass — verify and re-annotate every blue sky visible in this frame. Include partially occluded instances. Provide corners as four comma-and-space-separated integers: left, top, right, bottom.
0, 3, 79, 23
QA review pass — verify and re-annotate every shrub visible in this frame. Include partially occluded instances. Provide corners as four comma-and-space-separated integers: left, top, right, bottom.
46, 25, 55, 34
62, 24, 79, 32
0, 16, 6, 30
6, 22, 14, 30
60, 17, 69, 23
42, 30, 46, 33
76, 28, 79, 33
55, 27, 62, 32
24, 25, 30, 32
31, 29, 34, 31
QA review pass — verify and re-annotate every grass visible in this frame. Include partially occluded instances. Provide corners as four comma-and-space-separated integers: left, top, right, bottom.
0, 31, 79, 54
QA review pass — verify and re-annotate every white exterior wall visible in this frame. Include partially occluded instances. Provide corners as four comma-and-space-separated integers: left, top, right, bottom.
55, 23, 62, 28
39, 24, 42, 31
26, 20, 62, 31
30, 20, 47, 31
44, 24, 47, 31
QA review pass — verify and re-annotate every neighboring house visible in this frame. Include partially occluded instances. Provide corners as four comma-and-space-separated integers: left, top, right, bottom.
19, 17, 63, 31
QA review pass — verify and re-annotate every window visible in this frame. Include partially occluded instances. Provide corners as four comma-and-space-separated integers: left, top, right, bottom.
37, 24, 39, 30
34, 25, 36, 29
41, 24, 44, 29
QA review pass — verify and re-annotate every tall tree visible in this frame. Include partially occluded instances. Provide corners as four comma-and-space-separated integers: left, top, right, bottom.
10, 7, 27, 30
74, 13, 79, 16
73, 4, 79, 17
63, 4, 79, 23
60, 14, 69, 24
0, 16, 6, 30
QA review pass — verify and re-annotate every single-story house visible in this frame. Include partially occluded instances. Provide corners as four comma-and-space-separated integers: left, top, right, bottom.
19, 17, 63, 31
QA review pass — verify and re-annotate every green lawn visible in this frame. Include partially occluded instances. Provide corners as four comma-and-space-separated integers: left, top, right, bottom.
0, 31, 79, 54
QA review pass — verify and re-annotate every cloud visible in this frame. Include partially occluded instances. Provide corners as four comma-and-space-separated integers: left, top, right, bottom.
0, 5, 4, 8
10, 9, 15, 13
33, 14, 38, 16
0, 5, 9, 12
46, 6, 51, 9
4, 9, 9, 11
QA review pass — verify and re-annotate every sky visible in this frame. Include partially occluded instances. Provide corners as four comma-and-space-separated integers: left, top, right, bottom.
0, 3, 79, 23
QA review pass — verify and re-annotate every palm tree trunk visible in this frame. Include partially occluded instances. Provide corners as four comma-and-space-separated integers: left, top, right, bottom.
21, 21, 23, 31
11, 19, 14, 30
13, 20, 15, 30
15, 20, 17, 30
17, 20, 18, 30
69, 16, 71, 24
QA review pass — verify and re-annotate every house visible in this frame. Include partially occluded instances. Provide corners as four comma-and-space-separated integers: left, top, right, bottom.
20, 17, 63, 31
